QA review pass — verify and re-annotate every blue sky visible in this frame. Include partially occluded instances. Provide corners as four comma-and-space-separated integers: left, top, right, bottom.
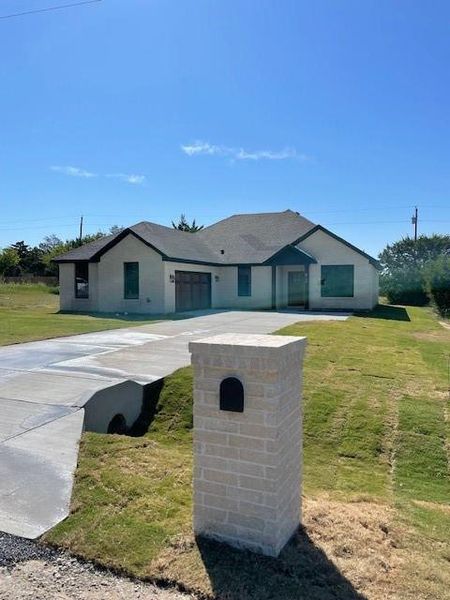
1, 0, 449, 257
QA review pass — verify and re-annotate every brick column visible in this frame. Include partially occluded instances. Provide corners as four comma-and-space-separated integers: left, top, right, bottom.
189, 333, 306, 557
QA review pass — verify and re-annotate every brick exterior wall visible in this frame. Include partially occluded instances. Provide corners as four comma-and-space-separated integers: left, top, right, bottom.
189, 333, 306, 557
298, 229, 379, 310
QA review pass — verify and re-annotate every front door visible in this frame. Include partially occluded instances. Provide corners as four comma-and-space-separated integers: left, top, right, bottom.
288, 271, 306, 306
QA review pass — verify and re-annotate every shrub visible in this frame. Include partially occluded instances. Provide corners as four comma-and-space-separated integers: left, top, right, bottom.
0, 247, 20, 276
381, 267, 428, 306
379, 235, 450, 306
424, 256, 450, 318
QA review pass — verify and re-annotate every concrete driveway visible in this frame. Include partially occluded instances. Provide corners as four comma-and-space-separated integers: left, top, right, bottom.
0, 310, 348, 539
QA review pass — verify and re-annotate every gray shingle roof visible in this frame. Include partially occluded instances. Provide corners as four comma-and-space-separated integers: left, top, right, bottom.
53, 210, 317, 264
198, 209, 316, 263
131, 221, 220, 263
53, 222, 218, 263
52, 233, 118, 262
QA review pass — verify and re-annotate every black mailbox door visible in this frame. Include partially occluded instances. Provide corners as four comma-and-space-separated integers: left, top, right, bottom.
220, 377, 244, 412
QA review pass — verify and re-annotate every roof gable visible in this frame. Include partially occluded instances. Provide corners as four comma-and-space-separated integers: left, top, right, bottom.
263, 245, 316, 266
53, 223, 220, 264
295, 225, 380, 268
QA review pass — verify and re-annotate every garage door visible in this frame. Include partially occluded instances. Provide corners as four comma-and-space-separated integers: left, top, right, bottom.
175, 271, 212, 312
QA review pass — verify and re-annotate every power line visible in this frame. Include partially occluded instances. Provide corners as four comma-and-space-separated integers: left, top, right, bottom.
1, 218, 449, 232
321, 219, 450, 226
0, 222, 110, 232
327, 220, 411, 226
0, 0, 102, 21
307, 204, 414, 215
0, 212, 226, 226
306, 204, 450, 215
0, 215, 80, 225
1, 220, 449, 233
1, 204, 449, 226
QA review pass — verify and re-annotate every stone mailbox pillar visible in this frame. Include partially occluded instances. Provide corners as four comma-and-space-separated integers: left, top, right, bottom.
189, 333, 306, 557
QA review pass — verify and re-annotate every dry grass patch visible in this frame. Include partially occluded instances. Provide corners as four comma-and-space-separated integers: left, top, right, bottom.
412, 330, 450, 342
150, 497, 447, 600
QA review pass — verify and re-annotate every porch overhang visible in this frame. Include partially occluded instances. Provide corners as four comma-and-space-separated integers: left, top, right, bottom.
263, 244, 317, 266
267, 245, 315, 310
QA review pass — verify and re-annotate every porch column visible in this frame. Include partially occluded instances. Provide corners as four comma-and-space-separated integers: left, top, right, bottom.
305, 264, 310, 310
271, 266, 277, 309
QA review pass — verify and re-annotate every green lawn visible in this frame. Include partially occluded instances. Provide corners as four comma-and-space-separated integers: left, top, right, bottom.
0, 283, 159, 346
44, 304, 450, 599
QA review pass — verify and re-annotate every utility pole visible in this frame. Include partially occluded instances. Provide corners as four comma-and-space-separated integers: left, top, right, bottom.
79, 215, 84, 244
411, 206, 418, 241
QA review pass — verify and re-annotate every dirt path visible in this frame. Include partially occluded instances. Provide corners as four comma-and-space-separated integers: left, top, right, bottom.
0, 534, 193, 600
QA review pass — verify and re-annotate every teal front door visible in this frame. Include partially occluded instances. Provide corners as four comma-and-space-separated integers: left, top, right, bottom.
288, 271, 306, 306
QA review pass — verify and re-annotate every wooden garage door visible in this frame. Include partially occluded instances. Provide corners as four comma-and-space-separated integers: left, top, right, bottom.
175, 271, 212, 312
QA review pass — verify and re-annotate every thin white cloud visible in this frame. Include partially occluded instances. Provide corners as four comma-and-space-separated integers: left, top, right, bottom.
50, 165, 97, 178
106, 173, 147, 185
181, 141, 222, 156
235, 147, 301, 161
180, 141, 309, 162
50, 166, 146, 185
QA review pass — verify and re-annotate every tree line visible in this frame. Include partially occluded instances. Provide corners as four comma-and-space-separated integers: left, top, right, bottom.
0, 226, 123, 278
0, 215, 200, 278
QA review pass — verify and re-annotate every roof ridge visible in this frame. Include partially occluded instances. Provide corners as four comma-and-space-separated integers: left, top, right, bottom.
200, 209, 309, 232
132, 220, 201, 236
228, 208, 294, 218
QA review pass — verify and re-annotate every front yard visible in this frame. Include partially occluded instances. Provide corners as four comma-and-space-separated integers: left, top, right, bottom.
0, 283, 159, 346
44, 304, 450, 599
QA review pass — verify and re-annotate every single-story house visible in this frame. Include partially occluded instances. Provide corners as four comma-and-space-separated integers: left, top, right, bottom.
54, 210, 379, 314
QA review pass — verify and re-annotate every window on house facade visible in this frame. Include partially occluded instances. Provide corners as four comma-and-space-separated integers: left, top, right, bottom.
238, 266, 252, 296
321, 265, 354, 297
74, 262, 89, 298
124, 262, 139, 299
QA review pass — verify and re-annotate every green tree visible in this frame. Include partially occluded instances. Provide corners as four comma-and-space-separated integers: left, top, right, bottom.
0, 247, 20, 276
9, 241, 43, 275
41, 241, 71, 276
172, 214, 204, 232
379, 234, 450, 305
1, 226, 123, 279
41, 231, 109, 276
423, 255, 450, 318
39, 234, 63, 254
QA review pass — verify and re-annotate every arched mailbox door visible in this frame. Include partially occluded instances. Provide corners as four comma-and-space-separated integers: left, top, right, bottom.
219, 377, 244, 413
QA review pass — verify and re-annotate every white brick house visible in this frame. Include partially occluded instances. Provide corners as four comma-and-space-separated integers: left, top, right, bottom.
54, 210, 379, 314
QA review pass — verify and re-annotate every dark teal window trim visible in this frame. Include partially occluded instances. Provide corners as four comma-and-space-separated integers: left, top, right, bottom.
124, 262, 139, 299
321, 265, 354, 297
238, 266, 251, 296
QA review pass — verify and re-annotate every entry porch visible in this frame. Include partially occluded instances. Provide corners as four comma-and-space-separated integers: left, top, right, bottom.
267, 245, 317, 310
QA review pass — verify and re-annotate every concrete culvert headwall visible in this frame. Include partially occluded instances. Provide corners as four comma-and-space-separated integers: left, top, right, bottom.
83, 380, 144, 434
107, 414, 127, 434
